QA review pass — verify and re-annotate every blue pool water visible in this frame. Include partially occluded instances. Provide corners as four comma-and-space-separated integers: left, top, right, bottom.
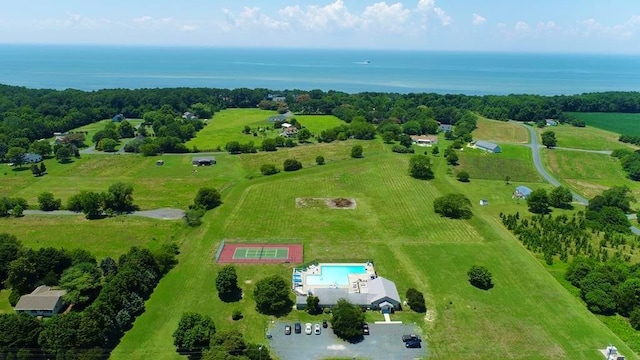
305, 265, 367, 286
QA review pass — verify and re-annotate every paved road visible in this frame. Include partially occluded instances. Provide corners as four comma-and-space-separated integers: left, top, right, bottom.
516, 122, 640, 235
23, 208, 185, 220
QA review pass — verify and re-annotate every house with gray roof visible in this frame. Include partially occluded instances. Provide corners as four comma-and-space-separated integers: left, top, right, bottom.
439, 124, 453, 132
514, 185, 533, 199
14, 285, 66, 317
475, 140, 501, 153
23, 153, 43, 163
295, 276, 401, 313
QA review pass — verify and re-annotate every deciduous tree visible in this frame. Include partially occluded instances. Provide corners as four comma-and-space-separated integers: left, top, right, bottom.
549, 186, 573, 209
216, 265, 240, 301
253, 275, 292, 316
38, 192, 61, 211
194, 188, 222, 210
541, 130, 557, 148
6, 147, 26, 168
350, 144, 363, 158
330, 299, 365, 340
467, 265, 493, 290
433, 193, 472, 219
527, 189, 550, 214
408, 155, 434, 180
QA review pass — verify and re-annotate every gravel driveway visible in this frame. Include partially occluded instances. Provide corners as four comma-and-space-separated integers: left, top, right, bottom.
23, 208, 185, 220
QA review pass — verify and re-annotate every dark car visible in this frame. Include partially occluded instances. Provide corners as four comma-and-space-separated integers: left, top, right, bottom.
284, 325, 291, 335
362, 323, 369, 335
294, 322, 302, 334
405, 339, 422, 348
322, 319, 328, 328
402, 334, 421, 342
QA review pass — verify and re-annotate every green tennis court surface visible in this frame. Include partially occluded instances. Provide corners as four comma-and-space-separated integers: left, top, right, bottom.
232, 247, 289, 260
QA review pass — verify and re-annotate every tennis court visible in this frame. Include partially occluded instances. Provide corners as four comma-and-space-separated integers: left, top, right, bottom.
233, 247, 289, 260
216, 242, 303, 264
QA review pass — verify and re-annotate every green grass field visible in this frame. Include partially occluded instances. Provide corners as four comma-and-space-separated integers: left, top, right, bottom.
541, 149, 640, 200
186, 109, 346, 151
568, 112, 640, 136
536, 123, 637, 151
474, 117, 529, 144
67, 119, 145, 146
0, 290, 12, 315
2, 122, 638, 359
458, 144, 542, 183
110, 145, 635, 360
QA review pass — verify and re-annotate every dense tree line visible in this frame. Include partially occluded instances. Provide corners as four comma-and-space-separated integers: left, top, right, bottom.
612, 149, 640, 181
3, 83, 640, 161
0, 234, 178, 358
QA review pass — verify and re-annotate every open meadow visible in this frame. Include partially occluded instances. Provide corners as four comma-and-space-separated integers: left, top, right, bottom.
66, 118, 145, 146
568, 112, 640, 136
473, 117, 529, 144
2, 118, 638, 359
535, 123, 637, 151
541, 149, 640, 200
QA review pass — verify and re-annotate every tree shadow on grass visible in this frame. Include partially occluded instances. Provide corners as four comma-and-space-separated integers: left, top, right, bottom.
219, 288, 243, 303
11, 167, 30, 172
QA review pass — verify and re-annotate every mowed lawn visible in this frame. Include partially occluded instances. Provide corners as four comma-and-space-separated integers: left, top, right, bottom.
68, 119, 145, 146
293, 114, 344, 134
0, 154, 242, 210
474, 117, 529, 144
458, 144, 542, 183
542, 149, 640, 200
568, 112, 640, 136
536, 123, 637, 151
114, 145, 635, 360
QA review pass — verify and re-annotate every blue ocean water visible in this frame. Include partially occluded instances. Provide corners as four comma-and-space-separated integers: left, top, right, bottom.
1, 44, 639, 95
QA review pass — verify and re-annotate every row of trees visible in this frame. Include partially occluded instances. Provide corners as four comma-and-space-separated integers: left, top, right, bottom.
525, 186, 573, 214
184, 187, 222, 227
612, 149, 640, 181
67, 182, 138, 219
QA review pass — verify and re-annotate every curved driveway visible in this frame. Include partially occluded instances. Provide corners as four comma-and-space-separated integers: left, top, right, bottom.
516, 122, 640, 235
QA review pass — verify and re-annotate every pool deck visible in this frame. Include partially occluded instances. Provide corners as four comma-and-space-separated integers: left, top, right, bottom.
293, 262, 376, 296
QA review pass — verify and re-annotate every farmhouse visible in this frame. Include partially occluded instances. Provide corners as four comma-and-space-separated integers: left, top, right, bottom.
281, 126, 298, 138
439, 123, 453, 132
192, 157, 216, 166
514, 185, 533, 199
23, 153, 43, 163
411, 135, 438, 147
545, 119, 558, 126
182, 112, 198, 120
475, 140, 502, 153
14, 285, 66, 317
294, 263, 402, 313
112, 114, 125, 122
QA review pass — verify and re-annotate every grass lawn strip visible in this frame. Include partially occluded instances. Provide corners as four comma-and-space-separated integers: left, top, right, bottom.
568, 112, 640, 136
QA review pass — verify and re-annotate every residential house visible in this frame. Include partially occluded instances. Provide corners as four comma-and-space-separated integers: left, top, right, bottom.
514, 186, 533, 199
281, 126, 298, 138
112, 114, 125, 122
475, 140, 502, 153
183, 112, 198, 120
23, 153, 43, 163
545, 119, 558, 126
411, 135, 438, 147
439, 123, 453, 132
14, 285, 66, 317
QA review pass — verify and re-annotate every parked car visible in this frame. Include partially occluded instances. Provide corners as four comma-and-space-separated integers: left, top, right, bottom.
284, 325, 291, 335
294, 322, 301, 334
314, 324, 321, 335
322, 319, 328, 328
402, 334, 421, 342
405, 339, 422, 348
305, 323, 312, 335
362, 323, 370, 335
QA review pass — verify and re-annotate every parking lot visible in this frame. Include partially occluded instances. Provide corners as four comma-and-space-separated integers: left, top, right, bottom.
268, 321, 427, 360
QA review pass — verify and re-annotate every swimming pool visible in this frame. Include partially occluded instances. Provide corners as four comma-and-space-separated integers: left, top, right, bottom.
305, 264, 367, 286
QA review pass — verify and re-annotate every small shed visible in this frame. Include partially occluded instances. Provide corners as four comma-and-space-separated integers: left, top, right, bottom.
479, 199, 489, 206
475, 140, 502, 154
192, 157, 216, 166
514, 186, 533, 199
156, 160, 164, 166
112, 114, 125, 122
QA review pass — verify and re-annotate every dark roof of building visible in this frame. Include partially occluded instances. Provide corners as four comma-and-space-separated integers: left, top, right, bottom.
439, 124, 453, 131
14, 286, 66, 311
23, 153, 42, 162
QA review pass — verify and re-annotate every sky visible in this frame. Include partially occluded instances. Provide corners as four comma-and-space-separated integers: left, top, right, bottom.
0, 0, 639, 53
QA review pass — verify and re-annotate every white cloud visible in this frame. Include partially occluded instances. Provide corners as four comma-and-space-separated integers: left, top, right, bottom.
133, 16, 152, 23
416, 0, 435, 12
38, 12, 111, 29
472, 13, 486, 25
279, 0, 358, 32
361, 2, 410, 33
221, 6, 288, 32
433, 7, 451, 26
515, 21, 530, 32
182, 25, 197, 32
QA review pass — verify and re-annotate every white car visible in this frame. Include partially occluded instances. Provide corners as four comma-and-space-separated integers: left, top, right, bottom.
305, 323, 312, 335
314, 324, 321, 335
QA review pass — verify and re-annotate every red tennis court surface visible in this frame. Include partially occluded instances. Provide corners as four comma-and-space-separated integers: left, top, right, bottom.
216, 242, 303, 264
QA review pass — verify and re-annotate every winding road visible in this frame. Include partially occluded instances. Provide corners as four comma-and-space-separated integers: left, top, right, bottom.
516, 122, 640, 235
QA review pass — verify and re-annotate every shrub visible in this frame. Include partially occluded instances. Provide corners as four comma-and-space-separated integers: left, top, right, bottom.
350, 145, 363, 158
184, 208, 205, 227
467, 265, 493, 290
232, 309, 243, 321
456, 171, 470, 182
260, 164, 280, 176
283, 159, 302, 172
8, 289, 21, 306
194, 188, 222, 210
630, 308, 640, 330
406, 288, 426, 313
392, 145, 415, 154
316, 155, 325, 165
